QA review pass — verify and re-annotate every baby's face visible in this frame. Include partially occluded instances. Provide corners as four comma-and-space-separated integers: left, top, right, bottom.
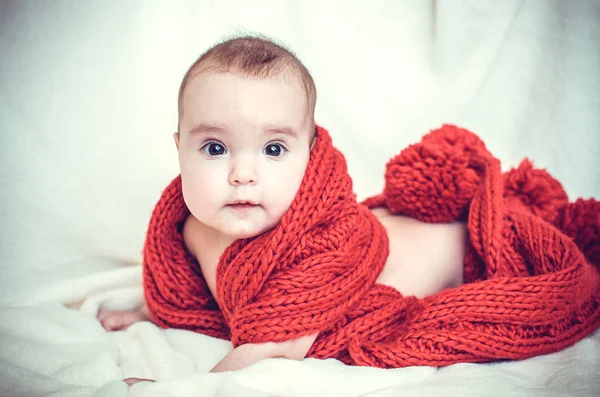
176, 72, 313, 240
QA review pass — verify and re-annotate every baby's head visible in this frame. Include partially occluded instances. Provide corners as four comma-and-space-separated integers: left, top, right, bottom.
174, 36, 317, 241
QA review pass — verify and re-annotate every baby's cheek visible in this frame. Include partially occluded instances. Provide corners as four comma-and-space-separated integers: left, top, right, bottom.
267, 172, 304, 216
181, 170, 223, 213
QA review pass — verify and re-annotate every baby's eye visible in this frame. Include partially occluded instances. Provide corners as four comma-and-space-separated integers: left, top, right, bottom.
263, 143, 287, 157
201, 141, 227, 156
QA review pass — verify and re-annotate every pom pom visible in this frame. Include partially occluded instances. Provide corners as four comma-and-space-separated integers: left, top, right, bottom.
382, 125, 487, 222
554, 198, 600, 270
503, 159, 568, 223
422, 124, 490, 156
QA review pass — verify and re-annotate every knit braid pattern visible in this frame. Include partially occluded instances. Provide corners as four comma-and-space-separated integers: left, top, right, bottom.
144, 124, 600, 368
143, 126, 389, 345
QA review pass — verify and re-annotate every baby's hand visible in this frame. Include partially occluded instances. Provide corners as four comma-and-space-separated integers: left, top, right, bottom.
97, 304, 151, 331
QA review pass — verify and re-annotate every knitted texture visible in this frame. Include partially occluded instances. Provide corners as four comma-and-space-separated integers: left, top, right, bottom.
143, 124, 600, 368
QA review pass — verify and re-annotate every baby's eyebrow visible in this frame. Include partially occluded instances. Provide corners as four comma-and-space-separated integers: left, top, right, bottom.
187, 124, 298, 139
264, 126, 298, 139
187, 124, 226, 136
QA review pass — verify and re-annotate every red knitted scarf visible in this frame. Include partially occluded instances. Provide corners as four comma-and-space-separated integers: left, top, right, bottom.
143, 125, 600, 368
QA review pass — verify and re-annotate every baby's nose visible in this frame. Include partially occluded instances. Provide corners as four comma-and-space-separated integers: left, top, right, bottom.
228, 158, 258, 185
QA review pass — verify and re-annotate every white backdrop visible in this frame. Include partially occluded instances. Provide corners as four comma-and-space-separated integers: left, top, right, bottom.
1, 0, 599, 303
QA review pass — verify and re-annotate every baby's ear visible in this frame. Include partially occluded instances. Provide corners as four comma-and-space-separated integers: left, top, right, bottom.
309, 128, 317, 151
173, 132, 180, 149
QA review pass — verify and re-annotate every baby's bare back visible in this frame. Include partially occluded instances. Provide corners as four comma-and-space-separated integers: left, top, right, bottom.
370, 207, 466, 298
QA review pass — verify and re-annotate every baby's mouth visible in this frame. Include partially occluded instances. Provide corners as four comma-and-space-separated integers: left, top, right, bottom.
228, 203, 257, 209
227, 201, 259, 210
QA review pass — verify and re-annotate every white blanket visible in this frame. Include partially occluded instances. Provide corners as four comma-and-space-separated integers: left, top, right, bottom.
1, 0, 599, 396
2, 266, 599, 397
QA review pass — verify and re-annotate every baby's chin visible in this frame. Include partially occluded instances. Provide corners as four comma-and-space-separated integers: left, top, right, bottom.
219, 222, 276, 241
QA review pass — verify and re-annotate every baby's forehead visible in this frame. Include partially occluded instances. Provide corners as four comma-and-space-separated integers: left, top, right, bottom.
181, 71, 313, 135
187, 66, 306, 92
182, 70, 311, 115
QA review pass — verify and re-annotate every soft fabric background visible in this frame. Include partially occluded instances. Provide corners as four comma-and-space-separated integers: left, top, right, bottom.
1, 0, 599, 302
0, 1, 599, 396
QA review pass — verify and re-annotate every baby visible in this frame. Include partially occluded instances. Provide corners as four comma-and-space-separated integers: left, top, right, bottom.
98, 36, 467, 373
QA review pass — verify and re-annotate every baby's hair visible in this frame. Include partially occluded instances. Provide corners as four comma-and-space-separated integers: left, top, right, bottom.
177, 34, 317, 131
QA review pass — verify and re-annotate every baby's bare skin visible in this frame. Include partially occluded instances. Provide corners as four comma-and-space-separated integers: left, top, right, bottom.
371, 207, 466, 297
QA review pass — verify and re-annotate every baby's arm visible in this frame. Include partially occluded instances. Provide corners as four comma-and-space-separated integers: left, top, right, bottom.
96, 300, 317, 371
210, 333, 318, 372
